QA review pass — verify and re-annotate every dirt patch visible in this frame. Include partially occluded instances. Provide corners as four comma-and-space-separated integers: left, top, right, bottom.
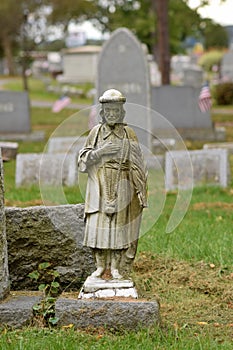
133, 253, 233, 340
192, 202, 233, 210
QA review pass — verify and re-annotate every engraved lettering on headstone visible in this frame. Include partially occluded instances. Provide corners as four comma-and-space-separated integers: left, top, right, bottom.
0, 102, 14, 112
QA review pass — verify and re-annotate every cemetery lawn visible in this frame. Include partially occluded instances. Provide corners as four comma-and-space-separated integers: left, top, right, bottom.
2, 77, 93, 105
1, 105, 233, 348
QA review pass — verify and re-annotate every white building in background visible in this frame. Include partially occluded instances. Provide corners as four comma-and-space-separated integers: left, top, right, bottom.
57, 46, 102, 84
65, 31, 87, 48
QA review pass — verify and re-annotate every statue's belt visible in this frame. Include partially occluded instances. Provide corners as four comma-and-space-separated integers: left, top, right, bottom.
101, 161, 129, 171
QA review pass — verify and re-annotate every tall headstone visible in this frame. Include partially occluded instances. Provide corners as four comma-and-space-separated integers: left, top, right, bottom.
97, 28, 151, 149
0, 150, 10, 300
221, 50, 233, 82
0, 91, 31, 134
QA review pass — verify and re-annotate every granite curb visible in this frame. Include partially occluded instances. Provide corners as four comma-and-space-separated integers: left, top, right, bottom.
0, 295, 41, 328
56, 298, 160, 330
0, 294, 160, 330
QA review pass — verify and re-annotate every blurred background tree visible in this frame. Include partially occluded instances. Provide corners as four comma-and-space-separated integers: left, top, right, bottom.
0, 0, 229, 85
0, 0, 46, 75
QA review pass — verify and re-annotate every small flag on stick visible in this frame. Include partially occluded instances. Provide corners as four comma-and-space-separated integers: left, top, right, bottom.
52, 95, 71, 113
198, 82, 212, 113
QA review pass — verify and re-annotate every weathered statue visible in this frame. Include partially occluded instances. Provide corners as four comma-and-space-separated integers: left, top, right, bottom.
78, 89, 147, 280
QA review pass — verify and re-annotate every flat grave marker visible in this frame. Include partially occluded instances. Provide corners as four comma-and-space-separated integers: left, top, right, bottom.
16, 153, 78, 187
165, 149, 229, 191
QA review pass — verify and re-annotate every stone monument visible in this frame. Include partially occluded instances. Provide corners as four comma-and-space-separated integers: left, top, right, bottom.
0, 91, 44, 141
165, 149, 229, 191
151, 85, 225, 141
78, 89, 148, 299
96, 28, 151, 149
221, 50, 233, 82
15, 153, 78, 187
0, 91, 31, 134
0, 149, 10, 300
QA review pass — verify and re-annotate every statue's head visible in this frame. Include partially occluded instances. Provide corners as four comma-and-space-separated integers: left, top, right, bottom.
99, 89, 126, 125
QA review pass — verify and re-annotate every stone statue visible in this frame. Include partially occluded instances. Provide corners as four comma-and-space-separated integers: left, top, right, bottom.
78, 89, 147, 281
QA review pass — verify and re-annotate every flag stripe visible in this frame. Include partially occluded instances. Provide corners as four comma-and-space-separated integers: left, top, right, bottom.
198, 84, 212, 113
52, 96, 71, 113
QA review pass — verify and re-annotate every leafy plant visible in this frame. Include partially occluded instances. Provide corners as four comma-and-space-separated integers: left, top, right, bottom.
213, 83, 233, 105
198, 50, 224, 72
28, 262, 61, 327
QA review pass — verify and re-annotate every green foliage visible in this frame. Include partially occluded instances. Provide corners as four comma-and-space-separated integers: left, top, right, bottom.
48, 0, 97, 27
202, 20, 228, 49
95, 0, 204, 55
0, 326, 232, 349
213, 83, 233, 105
28, 262, 61, 327
169, 0, 202, 54
198, 50, 224, 72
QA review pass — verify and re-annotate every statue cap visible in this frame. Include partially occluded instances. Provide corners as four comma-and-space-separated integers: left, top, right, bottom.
99, 89, 126, 103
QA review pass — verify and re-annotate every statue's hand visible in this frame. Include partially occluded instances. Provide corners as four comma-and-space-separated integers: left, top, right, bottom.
98, 142, 121, 156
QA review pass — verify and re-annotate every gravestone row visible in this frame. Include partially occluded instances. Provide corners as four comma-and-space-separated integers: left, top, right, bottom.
14, 27, 225, 187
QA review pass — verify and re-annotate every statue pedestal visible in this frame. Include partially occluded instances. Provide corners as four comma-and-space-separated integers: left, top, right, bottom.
79, 276, 138, 299
56, 298, 160, 330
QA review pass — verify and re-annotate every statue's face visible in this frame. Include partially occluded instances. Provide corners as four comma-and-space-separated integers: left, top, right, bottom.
103, 103, 122, 126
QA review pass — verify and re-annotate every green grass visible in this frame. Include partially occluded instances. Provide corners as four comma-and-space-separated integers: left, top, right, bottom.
0, 327, 232, 350
1, 80, 233, 349
139, 185, 233, 267
2, 77, 93, 105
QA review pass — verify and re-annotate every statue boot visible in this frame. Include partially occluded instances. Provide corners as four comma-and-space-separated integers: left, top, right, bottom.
91, 249, 106, 278
111, 250, 123, 279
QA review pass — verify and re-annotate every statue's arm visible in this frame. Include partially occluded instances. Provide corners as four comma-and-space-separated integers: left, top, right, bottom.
78, 126, 101, 173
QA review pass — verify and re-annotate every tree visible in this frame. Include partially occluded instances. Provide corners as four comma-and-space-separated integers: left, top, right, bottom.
0, 1, 23, 75
202, 20, 228, 49
0, 0, 47, 76
154, 0, 170, 84
94, 0, 203, 84
47, 0, 97, 30
94, 0, 228, 84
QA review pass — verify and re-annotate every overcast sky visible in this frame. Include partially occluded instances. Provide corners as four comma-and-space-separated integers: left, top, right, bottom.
188, 0, 233, 26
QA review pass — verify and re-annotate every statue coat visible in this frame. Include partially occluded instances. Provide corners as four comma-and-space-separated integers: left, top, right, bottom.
78, 123, 147, 251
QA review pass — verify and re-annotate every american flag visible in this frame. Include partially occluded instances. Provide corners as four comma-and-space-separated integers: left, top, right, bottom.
52, 96, 71, 113
198, 82, 212, 113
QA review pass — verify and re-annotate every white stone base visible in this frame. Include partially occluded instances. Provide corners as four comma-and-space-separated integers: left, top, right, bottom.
78, 276, 138, 299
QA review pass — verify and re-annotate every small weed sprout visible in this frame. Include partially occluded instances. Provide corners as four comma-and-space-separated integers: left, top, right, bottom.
28, 262, 60, 326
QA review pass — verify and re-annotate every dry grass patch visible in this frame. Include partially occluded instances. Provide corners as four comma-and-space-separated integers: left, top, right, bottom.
134, 253, 233, 341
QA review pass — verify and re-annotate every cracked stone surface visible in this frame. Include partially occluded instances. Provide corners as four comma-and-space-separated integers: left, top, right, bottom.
6, 204, 95, 290
56, 298, 160, 330
79, 276, 138, 299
